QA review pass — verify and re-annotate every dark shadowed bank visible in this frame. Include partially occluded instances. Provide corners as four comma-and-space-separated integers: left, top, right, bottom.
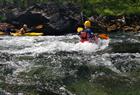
0, 2, 81, 35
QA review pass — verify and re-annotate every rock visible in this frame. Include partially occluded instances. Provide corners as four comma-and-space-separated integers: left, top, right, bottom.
1, 2, 140, 34
135, 25, 140, 32
123, 26, 134, 32
4, 2, 81, 35
0, 23, 15, 31
94, 15, 140, 32
107, 24, 117, 32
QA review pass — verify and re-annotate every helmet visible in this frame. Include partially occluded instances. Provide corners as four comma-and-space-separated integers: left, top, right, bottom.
84, 20, 91, 27
23, 24, 27, 28
77, 27, 83, 33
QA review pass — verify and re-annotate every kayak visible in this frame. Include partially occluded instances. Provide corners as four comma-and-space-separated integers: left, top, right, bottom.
10, 32, 43, 36
80, 36, 110, 50
80, 34, 109, 43
98, 34, 109, 40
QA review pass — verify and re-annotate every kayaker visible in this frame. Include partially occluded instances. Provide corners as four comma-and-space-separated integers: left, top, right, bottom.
18, 24, 28, 34
83, 20, 94, 41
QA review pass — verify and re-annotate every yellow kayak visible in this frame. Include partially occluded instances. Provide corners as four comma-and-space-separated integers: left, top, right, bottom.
10, 32, 43, 36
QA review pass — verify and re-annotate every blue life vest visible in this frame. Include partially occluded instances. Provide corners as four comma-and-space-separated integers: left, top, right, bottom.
84, 28, 93, 38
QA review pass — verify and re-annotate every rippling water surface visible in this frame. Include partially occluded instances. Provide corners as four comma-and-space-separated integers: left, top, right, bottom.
0, 32, 140, 95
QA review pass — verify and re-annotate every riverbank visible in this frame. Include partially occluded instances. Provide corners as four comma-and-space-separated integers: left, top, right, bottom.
0, 1, 140, 35
93, 14, 140, 33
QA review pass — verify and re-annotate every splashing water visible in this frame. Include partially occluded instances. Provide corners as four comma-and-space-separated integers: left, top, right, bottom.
0, 33, 140, 95
0, 35, 110, 54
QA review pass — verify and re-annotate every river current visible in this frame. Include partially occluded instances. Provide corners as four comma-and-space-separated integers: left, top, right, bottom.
0, 32, 140, 95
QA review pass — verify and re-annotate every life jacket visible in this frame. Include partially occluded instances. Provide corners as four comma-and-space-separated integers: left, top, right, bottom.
80, 31, 88, 39
80, 31, 88, 42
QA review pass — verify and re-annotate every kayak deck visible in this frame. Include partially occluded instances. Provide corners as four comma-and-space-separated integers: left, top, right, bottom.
10, 32, 43, 36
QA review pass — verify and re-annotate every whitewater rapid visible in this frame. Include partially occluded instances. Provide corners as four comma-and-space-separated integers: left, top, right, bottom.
0, 33, 140, 95
0, 35, 110, 54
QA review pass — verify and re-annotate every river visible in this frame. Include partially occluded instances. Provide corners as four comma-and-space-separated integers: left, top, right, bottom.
0, 32, 140, 95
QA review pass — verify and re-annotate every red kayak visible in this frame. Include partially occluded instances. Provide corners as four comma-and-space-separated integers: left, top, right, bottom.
80, 34, 98, 44
80, 33, 109, 44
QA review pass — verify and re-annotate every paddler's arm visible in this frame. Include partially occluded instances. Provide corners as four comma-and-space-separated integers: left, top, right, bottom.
18, 28, 25, 34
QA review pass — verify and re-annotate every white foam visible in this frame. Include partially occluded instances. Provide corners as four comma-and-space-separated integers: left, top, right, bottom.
0, 36, 110, 54
97, 38, 110, 50
73, 42, 98, 52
